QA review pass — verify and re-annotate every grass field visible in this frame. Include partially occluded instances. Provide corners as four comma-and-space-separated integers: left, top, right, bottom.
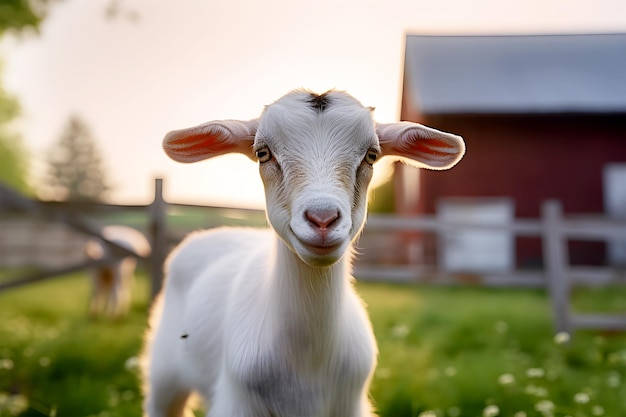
1, 272, 625, 417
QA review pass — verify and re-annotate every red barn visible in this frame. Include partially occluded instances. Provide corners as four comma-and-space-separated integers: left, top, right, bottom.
396, 33, 626, 269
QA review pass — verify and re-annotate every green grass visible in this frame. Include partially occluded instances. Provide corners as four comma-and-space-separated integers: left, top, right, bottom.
1, 275, 625, 417
0, 272, 149, 417
362, 284, 626, 417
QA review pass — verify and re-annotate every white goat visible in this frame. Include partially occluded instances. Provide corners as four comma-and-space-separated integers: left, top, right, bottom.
85, 225, 151, 318
143, 90, 465, 417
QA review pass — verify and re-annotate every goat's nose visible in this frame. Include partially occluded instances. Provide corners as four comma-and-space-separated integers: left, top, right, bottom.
305, 208, 339, 229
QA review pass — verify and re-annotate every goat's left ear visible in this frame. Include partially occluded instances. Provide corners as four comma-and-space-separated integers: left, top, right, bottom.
163, 119, 258, 163
377, 122, 465, 170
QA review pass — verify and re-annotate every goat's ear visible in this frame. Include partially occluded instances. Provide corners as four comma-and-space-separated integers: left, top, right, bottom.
163, 119, 258, 163
377, 122, 465, 170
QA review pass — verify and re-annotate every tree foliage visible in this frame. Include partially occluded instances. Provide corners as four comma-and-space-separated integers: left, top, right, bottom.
0, 0, 57, 194
41, 116, 110, 202
0, 1, 133, 198
0, 134, 30, 194
0, 65, 31, 194
0, 0, 52, 35
0, 1, 131, 197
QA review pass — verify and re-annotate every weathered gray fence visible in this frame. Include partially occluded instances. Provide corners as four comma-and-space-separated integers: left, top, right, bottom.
0, 179, 265, 300
0, 182, 157, 292
2, 179, 624, 334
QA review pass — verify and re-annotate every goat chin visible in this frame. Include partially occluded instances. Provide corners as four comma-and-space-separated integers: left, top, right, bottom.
143, 89, 464, 417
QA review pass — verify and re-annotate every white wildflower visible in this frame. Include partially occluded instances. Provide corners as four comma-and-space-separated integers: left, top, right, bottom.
525, 384, 548, 397
0, 393, 28, 415
513, 412, 527, 417
574, 392, 590, 404
498, 373, 515, 385
444, 366, 457, 377
418, 410, 437, 417
483, 404, 500, 417
591, 405, 605, 416
124, 356, 141, 372
535, 400, 555, 415
607, 371, 621, 388
494, 321, 508, 334
608, 349, 626, 365
554, 331, 570, 344
391, 323, 410, 338
526, 367, 545, 378
0, 359, 14, 370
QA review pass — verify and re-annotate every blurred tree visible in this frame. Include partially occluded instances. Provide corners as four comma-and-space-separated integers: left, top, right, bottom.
0, 0, 58, 194
42, 116, 110, 202
0, 0, 52, 35
0, 1, 135, 196
0, 74, 31, 193
105, 0, 140, 23
0, 0, 133, 34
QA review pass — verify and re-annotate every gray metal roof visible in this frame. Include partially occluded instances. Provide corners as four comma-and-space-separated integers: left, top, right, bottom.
404, 33, 626, 114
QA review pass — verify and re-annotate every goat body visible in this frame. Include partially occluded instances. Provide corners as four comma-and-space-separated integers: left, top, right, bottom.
143, 90, 465, 417
86, 225, 150, 318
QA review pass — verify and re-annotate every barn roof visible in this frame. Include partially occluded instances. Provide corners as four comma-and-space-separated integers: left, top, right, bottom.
404, 33, 626, 114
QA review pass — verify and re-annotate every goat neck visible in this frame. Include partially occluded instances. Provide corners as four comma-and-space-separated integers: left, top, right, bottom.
266, 234, 352, 358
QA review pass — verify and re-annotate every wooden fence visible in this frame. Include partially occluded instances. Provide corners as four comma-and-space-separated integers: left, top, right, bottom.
1, 179, 625, 334
0, 179, 265, 300
0, 182, 162, 295
357, 201, 626, 334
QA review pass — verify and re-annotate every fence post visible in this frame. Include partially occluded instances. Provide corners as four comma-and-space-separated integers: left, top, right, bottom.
541, 200, 571, 334
149, 178, 167, 302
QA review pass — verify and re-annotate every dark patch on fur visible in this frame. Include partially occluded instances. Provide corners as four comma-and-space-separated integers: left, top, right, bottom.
307, 92, 332, 113
243, 360, 317, 415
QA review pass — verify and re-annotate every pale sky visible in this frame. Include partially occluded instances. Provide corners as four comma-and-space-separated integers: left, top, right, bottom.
2, 0, 625, 208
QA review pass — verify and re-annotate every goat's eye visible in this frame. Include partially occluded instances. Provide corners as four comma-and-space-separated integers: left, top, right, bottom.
364, 150, 379, 165
255, 147, 272, 163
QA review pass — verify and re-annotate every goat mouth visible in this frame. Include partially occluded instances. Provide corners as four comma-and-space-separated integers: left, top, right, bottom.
288, 226, 346, 261
302, 241, 342, 256
297, 241, 345, 267
293, 233, 343, 257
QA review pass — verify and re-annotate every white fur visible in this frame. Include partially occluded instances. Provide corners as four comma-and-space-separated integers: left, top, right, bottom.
143, 90, 465, 417
86, 225, 151, 318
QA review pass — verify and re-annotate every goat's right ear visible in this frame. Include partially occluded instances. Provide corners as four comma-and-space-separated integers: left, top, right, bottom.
163, 119, 258, 163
